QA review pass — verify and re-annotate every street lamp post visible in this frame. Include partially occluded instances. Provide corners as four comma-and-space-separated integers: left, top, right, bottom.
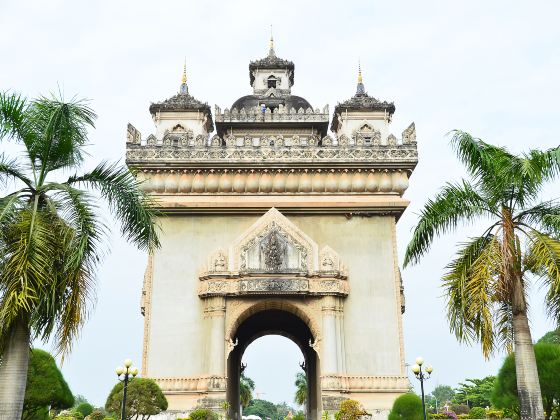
411, 356, 433, 420
115, 359, 139, 420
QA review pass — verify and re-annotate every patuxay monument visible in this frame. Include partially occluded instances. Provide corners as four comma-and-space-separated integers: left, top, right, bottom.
125, 37, 418, 419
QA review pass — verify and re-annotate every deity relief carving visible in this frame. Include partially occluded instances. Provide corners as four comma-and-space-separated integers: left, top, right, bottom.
260, 230, 286, 271
208, 249, 228, 273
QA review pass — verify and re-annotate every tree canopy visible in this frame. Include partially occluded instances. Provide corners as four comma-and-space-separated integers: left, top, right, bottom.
294, 372, 307, 406
22, 349, 74, 420
105, 378, 168, 420
493, 343, 560, 420
432, 385, 455, 405
243, 399, 278, 419
453, 376, 495, 408
240, 373, 255, 408
538, 329, 560, 345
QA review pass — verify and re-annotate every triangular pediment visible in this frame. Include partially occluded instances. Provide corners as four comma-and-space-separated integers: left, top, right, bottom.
230, 208, 318, 273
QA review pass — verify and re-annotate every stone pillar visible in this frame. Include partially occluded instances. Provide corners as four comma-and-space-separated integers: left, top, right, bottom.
321, 296, 339, 374
335, 299, 346, 374
206, 297, 226, 375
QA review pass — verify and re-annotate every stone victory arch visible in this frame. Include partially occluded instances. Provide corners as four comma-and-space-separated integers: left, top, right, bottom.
126, 40, 418, 419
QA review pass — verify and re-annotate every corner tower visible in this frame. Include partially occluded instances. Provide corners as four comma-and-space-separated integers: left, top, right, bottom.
126, 50, 418, 420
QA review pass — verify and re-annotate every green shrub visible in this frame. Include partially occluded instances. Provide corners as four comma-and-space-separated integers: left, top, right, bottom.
76, 403, 94, 417
388, 394, 423, 420
485, 410, 503, 419
86, 410, 106, 420
335, 400, 368, 420
451, 404, 470, 415
468, 407, 486, 418
428, 415, 449, 419
189, 408, 219, 420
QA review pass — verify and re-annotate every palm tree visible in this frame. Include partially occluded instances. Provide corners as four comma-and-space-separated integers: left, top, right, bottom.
404, 131, 560, 420
0, 92, 159, 419
240, 373, 255, 408
294, 372, 307, 407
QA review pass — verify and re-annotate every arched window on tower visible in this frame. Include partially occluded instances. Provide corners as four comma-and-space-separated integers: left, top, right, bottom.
267, 76, 277, 89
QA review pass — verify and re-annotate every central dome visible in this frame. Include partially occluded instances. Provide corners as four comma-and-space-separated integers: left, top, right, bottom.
231, 94, 313, 111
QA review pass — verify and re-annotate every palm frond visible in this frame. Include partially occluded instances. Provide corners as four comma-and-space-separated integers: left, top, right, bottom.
516, 200, 560, 237
29, 185, 106, 354
0, 91, 28, 141
443, 235, 502, 358
524, 231, 560, 323
404, 180, 494, 266
26, 95, 96, 180
449, 131, 517, 199
67, 162, 160, 250
0, 154, 33, 189
0, 210, 60, 348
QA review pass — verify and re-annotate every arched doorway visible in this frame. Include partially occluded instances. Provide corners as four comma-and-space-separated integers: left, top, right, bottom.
227, 309, 320, 420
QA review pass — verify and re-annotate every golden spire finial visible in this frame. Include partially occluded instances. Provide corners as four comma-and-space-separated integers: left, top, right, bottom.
181, 58, 187, 84
358, 60, 363, 83
269, 25, 274, 53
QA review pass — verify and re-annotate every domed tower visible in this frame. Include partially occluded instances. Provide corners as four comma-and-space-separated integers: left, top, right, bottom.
215, 36, 329, 140
126, 62, 213, 148
331, 65, 415, 148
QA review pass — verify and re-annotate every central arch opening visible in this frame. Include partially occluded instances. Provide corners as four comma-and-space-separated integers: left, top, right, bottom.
227, 309, 320, 420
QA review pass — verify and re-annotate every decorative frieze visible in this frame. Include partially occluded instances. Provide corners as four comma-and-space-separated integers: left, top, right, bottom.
215, 104, 329, 123
198, 276, 349, 298
321, 375, 410, 393
136, 168, 410, 195
153, 376, 227, 393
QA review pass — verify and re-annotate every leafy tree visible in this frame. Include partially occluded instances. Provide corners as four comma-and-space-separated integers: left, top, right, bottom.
292, 412, 305, 420
73, 395, 89, 406
388, 394, 423, 420
538, 330, 560, 345
275, 402, 295, 418
22, 349, 74, 420
294, 372, 307, 406
493, 343, 560, 420
335, 399, 368, 420
404, 131, 560, 419
453, 376, 495, 408
189, 408, 219, 420
105, 378, 168, 419
76, 402, 94, 417
432, 385, 455, 405
0, 92, 159, 420
240, 373, 255, 408
243, 399, 278, 419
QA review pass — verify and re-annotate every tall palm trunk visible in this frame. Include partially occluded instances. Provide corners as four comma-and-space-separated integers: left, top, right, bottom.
512, 277, 544, 420
0, 317, 30, 420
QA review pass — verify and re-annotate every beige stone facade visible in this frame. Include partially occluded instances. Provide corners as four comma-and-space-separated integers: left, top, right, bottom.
128, 42, 417, 419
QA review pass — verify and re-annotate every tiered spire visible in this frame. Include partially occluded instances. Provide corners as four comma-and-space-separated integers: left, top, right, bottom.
356, 61, 365, 96
180, 58, 188, 94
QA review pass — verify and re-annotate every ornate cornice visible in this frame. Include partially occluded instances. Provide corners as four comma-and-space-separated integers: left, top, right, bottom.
135, 168, 410, 195
199, 276, 348, 298
153, 375, 227, 394
321, 375, 410, 393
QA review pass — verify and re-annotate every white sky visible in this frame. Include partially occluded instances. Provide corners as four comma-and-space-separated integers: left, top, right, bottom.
1, 0, 560, 408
